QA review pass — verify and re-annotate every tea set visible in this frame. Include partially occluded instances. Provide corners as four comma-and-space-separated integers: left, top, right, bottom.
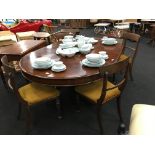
56, 35, 98, 57
32, 35, 116, 71
32, 57, 66, 72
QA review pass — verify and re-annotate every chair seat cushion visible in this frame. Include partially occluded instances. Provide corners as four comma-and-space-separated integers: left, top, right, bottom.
75, 80, 120, 103
129, 104, 155, 135
18, 83, 59, 105
119, 54, 132, 63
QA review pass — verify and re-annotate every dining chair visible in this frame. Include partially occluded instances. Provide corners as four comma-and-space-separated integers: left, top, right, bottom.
119, 32, 141, 81
0, 56, 22, 90
43, 24, 58, 43
0, 63, 8, 89
1, 55, 62, 133
74, 57, 129, 134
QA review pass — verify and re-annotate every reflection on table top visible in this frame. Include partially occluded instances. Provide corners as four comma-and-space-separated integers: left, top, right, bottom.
20, 40, 123, 86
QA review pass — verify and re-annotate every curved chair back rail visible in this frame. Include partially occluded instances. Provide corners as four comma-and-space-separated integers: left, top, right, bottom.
1, 55, 61, 134
74, 57, 130, 134
119, 32, 141, 80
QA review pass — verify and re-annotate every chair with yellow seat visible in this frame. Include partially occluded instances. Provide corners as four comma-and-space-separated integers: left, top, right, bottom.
75, 57, 129, 134
1, 55, 62, 133
43, 24, 58, 43
119, 32, 141, 81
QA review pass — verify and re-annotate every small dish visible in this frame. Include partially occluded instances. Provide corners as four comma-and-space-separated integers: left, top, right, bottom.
102, 40, 118, 45
52, 65, 66, 72
82, 59, 105, 67
86, 53, 102, 63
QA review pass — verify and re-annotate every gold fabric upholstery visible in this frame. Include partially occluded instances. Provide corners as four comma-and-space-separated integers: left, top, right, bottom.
119, 54, 132, 63
75, 80, 121, 104
16, 31, 35, 41
18, 83, 59, 105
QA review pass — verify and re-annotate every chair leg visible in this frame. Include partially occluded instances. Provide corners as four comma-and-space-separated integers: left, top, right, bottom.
17, 102, 22, 120
116, 96, 126, 134
25, 106, 32, 134
56, 98, 63, 120
0, 71, 8, 90
96, 104, 104, 135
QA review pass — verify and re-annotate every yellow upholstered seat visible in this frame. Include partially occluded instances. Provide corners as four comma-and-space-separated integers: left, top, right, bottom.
18, 83, 59, 105
16, 31, 35, 41
119, 54, 132, 63
75, 80, 120, 104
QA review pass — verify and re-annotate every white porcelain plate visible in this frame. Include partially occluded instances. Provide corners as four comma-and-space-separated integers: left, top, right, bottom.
82, 59, 105, 67
32, 63, 53, 69
52, 65, 66, 72
102, 40, 118, 45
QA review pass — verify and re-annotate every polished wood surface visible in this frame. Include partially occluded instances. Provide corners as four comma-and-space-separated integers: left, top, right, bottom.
19, 40, 123, 86
0, 40, 46, 57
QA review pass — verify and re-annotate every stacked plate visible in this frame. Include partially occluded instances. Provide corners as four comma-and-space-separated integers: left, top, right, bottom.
86, 38, 98, 44
102, 37, 117, 45
32, 57, 54, 69
82, 53, 105, 67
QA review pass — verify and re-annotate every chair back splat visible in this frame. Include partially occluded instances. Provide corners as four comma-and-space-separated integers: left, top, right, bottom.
1, 55, 17, 92
98, 57, 129, 104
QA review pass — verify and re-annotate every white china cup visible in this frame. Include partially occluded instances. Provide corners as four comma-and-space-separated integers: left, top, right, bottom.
77, 40, 85, 48
53, 61, 64, 68
99, 51, 107, 55
86, 54, 102, 63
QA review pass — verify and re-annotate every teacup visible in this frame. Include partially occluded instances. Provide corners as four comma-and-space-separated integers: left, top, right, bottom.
77, 40, 85, 48
99, 51, 106, 55
86, 54, 102, 63
53, 61, 64, 68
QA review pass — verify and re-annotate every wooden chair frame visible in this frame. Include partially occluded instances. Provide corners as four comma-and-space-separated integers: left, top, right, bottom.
76, 57, 129, 134
122, 32, 141, 80
1, 55, 62, 134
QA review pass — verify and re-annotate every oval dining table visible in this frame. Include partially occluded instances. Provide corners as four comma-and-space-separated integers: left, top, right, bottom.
19, 40, 123, 86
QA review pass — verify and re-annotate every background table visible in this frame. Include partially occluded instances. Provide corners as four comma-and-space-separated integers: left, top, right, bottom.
0, 40, 46, 61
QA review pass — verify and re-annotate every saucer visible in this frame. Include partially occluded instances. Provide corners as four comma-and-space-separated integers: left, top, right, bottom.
82, 59, 105, 67
52, 65, 66, 72
102, 40, 117, 45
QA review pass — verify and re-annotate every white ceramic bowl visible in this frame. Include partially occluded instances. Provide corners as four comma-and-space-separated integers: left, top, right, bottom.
33, 57, 52, 65
62, 38, 73, 43
86, 54, 102, 63
75, 35, 85, 40
102, 37, 116, 42
80, 48, 91, 54
59, 48, 76, 57
59, 42, 75, 49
